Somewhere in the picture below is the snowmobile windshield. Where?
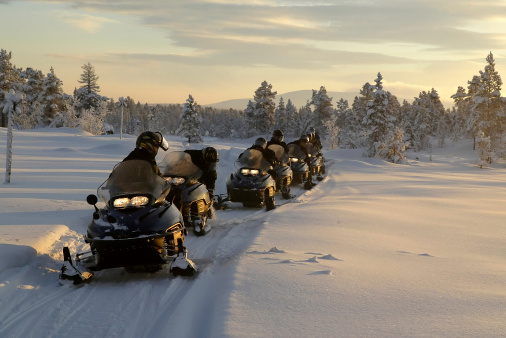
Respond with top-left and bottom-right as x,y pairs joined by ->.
288,144 -> 307,159
158,151 -> 203,181
267,144 -> 289,165
98,160 -> 170,205
235,148 -> 272,172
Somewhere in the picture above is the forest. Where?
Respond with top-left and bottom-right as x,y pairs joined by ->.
1,49 -> 504,165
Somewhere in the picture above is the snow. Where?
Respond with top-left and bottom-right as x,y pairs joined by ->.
1,128 -> 505,337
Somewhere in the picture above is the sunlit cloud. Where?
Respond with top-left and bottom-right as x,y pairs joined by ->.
60,12 -> 117,33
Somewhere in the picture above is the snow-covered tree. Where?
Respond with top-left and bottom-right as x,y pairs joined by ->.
284,99 -> 298,137
363,73 -> 398,156
322,114 -> 340,149
375,127 -> 409,164
177,94 -> 203,143
40,67 -> 68,126
292,102 -> 312,139
469,52 -> 504,149
476,130 -> 493,167
0,50 -> 23,127
78,101 -> 108,135
274,97 -> 287,132
309,86 -> 334,134
75,62 -> 108,111
245,81 -> 277,134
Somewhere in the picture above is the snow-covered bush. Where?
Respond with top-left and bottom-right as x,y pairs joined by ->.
374,127 -> 409,164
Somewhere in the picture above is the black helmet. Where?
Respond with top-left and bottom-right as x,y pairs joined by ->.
272,129 -> 284,142
300,134 -> 309,143
136,131 -> 168,155
202,147 -> 219,162
254,137 -> 267,149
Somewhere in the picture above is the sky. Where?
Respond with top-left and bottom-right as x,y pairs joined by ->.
2,0 -> 506,107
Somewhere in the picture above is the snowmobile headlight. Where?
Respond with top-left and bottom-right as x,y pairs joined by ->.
113,197 -> 130,208
165,177 -> 186,185
130,196 -> 149,206
241,169 -> 259,176
290,157 -> 299,163
113,196 -> 149,208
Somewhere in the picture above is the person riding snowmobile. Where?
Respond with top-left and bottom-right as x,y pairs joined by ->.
267,130 -> 293,198
240,137 -> 279,181
309,127 -> 322,151
183,147 -> 219,200
267,129 -> 289,154
122,131 -> 169,176
288,134 -> 315,188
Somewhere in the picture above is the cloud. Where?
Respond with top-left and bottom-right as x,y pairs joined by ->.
34,0 -> 506,62
59,12 -> 117,33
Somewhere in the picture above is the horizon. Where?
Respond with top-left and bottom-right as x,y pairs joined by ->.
2,1 -> 506,107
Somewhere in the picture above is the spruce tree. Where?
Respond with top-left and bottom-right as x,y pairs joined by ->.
310,86 -> 334,134
177,94 -> 203,143
0,50 -> 22,127
363,73 -> 398,156
245,81 -> 277,134
40,67 -> 67,126
76,62 -> 108,111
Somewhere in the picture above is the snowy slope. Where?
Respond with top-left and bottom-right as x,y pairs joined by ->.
0,128 -> 505,337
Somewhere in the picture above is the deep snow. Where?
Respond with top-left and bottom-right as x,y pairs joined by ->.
0,128 -> 505,337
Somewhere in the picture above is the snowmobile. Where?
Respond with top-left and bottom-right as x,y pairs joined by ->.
267,144 -> 293,199
59,160 -> 197,285
307,143 -> 325,181
159,151 -> 214,236
225,148 -> 276,210
287,143 -> 313,189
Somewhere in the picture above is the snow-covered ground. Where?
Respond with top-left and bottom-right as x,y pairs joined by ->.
0,128 -> 505,337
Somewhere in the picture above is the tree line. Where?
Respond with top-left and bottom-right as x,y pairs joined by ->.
1,49 -> 505,164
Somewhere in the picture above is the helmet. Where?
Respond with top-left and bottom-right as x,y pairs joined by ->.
306,133 -> 313,141
202,147 -> 219,162
254,137 -> 267,149
272,129 -> 284,142
136,131 -> 168,155
299,134 -> 309,143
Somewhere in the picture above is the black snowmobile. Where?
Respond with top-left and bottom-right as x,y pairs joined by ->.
287,143 -> 313,189
307,143 -> 325,181
225,148 -> 276,210
267,143 -> 293,199
159,151 -> 214,236
59,160 -> 197,285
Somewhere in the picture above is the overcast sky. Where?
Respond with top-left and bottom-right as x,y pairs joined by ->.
2,0 -> 506,107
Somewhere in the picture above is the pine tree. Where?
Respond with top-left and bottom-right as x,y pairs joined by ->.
363,73 -> 398,156
285,99 -> 298,137
76,62 -> 108,111
245,81 -> 277,134
0,50 -> 22,127
40,67 -> 68,126
310,86 -> 334,134
469,52 -> 504,148
274,97 -> 287,132
349,83 -> 374,146
411,92 -> 433,151
177,94 -> 203,143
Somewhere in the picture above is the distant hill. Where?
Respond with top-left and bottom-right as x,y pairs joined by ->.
205,90 -> 358,110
